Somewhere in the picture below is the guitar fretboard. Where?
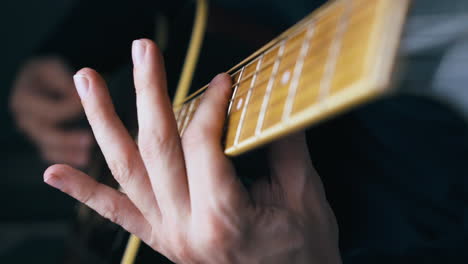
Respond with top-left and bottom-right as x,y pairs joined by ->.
174,0 -> 410,156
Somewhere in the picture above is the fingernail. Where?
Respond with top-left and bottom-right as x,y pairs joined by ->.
73,74 -> 89,98
132,40 -> 146,66
44,174 -> 64,190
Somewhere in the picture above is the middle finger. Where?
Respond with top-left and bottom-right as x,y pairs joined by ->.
132,39 -> 190,218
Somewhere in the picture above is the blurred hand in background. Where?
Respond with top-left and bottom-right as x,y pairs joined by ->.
9,57 -> 93,167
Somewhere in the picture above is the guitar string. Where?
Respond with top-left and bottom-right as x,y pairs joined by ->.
234,54 -> 264,145
175,41 -> 366,124
178,59 -> 373,139
173,0 -> 373,108
228,26 -> 358,105
177,28 -> 372,120
318,0 -> 353,103
282,21 -> 316,122
225,1 -> 355,127
237,56 -> 365,114
176,40 -> 370,129
226,0 -> 408,147
230,0 -> 373,91
175,1 -> 374,114
227,0 -> 370,80
228,3 -> 374,101
174,3 -> 374,114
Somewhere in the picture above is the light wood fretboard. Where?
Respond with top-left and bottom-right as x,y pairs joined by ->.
174,0 -> 410,156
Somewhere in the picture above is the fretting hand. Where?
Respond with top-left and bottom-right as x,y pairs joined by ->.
44,39 -> 341,264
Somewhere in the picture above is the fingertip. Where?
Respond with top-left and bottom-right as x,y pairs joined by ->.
44,164 -> 71,178
205,73 -> 232,102
44,173 -> 64,190
183,73 -> 233,145
75,67 -> 98,77
132,38 -> 169,102
136,38 -> 161,55
132,39 -> 163,66
210,73 -> 232,88
73,67 -> 110,106
74,68 -> 97,99
44,164 -> 70,189
74,67 -> 105,86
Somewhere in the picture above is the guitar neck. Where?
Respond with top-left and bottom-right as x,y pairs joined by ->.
174,0 -> 410,156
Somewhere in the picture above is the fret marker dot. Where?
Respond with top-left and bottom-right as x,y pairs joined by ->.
237,98 -> 244,110
281,71 -> 291,85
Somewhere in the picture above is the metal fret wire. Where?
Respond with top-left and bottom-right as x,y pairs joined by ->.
230,2 -> 372,103
172,0 -> 371,110
255,41 -> 286,136
234,54 -> 264,146
281,23 -> 316,122
181,98 -> 196,135
227,66 -> 245,115
318,0 -> 352,101
176,104 -> 188,132
176,0 -> 376,132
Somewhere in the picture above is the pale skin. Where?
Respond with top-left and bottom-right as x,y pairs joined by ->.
44,39 -> 342,264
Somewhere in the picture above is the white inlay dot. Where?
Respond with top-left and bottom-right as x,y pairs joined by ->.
236,98 -> 244,110
281,71 -> 291,85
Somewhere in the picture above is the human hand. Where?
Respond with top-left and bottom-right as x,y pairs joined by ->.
44,39 -> 341,263
10,57 -> 93,167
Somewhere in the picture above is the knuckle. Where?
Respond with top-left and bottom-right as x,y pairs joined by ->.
139,129 -> 174,158
107,153 -> 136,186
198,215 -> 232,252
182,126 -> 212,150
170,235 -> 193,263
101,196 -> 122,225
80,181 -> 97,206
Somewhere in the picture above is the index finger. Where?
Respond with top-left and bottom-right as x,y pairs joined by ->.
74,67 -> 161,221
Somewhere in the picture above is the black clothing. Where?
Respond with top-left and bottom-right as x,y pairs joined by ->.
2,0 -> 467,263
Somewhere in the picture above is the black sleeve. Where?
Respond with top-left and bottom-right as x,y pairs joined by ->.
343,237 -> 468,264
307,95 -> 468,264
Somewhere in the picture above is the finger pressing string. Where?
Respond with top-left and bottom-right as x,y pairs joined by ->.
183,73 -> 247,213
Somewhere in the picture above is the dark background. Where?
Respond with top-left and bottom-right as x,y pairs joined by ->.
1,0 -> 467,263
1,0 -> 75,148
